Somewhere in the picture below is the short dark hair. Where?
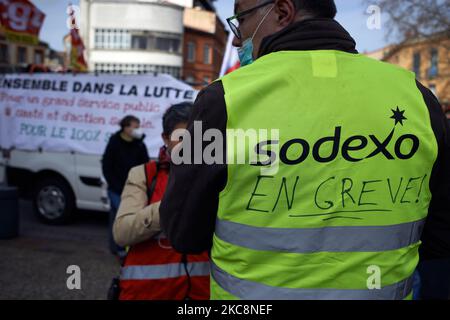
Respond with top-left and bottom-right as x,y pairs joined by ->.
120,115 -> 140,131
162,102 -> 193,135
293,0 -> 337,19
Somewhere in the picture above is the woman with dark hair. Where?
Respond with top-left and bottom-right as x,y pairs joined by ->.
112,102 -> 210,300
102,115 -> 149,256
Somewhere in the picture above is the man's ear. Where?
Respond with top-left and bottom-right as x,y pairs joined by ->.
274,0 -> 297,27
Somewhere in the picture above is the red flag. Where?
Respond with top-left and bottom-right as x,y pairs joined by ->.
68,3 -> 87,72
0,0 -> 45,45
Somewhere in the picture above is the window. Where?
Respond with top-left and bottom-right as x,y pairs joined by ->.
429,48 -> 438,78
203,44 -> 211,64
413,52 -> 421,79
94,29 -> 131,49
0,44 -> 8,63
131,35 -> 147,50
94,29 -> 181,54
120,30 -> 131,49
156,37 -> 180,53
34,49 -> 44,64
95,29 -> 102,48
17,46 -> 27,64
187,42 -> 196,63
147,36 -> 156,50
185,75 -> 195,85
94,63 -> 181,78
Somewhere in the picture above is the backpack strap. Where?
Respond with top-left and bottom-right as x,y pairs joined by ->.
144,161 -> 159,205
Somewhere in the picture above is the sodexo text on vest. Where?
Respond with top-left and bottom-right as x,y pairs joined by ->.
170,112 -> 429,217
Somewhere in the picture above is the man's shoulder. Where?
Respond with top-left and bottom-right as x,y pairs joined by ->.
107,131 -> 122,145
193,80 -> 226,119
127,164 -> 146,186
103,132 -> 121,158
188,80 -> 227,133
197,80 -> 225,101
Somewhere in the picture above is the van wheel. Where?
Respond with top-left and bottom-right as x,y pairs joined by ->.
34,177 -> 75,225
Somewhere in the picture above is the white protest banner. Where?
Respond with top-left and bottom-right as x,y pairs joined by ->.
0,73 -> 197,157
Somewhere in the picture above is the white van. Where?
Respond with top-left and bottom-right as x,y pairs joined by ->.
0,148 -> 109,224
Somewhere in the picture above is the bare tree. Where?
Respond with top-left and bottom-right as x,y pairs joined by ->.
363,0 -> 450,41
362,0 -> 450,112
364,0 -> 450,72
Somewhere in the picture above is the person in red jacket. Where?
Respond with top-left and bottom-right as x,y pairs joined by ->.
113,102 -> 210,300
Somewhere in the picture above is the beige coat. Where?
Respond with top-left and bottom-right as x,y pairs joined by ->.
113,165 -> 161,247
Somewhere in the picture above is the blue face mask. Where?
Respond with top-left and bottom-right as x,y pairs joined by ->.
237,38 -> 254,67
237,6 -> 274,67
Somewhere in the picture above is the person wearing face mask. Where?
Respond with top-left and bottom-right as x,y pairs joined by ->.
102,115 -> 150,256
111,103 -> 210,300
160,0 -> 450,300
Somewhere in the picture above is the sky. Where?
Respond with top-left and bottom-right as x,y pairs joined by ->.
33,0 -> 388,53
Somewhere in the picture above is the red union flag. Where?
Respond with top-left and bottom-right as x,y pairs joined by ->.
68,4 -> 87,72
0,0 -> 45,45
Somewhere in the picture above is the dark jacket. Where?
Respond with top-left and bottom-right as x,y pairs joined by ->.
102,132 -> 150,195
160,19 -> 450,260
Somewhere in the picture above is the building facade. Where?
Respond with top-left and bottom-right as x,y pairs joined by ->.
0,29 -> 52,73
79,0 -> 188,78
367,33 -> 450,116
182,5 -> 228,89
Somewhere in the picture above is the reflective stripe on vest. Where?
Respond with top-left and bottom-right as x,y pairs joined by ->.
211,262 -> 413,300
121,262 -> 210,281
215,218 -> 425,253
119,162 -> 210,300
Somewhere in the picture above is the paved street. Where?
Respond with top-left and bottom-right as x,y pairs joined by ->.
0,200 -> 120,300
